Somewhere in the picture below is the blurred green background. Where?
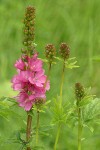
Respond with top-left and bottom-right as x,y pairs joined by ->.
0,0 -> 100,150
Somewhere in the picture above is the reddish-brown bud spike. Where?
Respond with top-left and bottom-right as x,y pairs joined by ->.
34,98 -> 45,109
45,44 -> 56,62
59,42 -> 70,60
75,83 -> 85,104
22,6 -> 35,56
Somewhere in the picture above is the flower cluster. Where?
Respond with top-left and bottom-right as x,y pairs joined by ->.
75,82 -> 85,103
22,6 -> 35,55
45,44 -> 56,63
59,43 -> 70,60
12,53 -> 50,111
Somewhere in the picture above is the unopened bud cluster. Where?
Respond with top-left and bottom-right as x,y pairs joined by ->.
35,98 -> 45,108
59,43 -> 70,60
23,6 -> 35,55
75,83 -> 85,103
45,44 -> 56,62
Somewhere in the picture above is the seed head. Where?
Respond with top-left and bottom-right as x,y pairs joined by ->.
59,43 -> 70,60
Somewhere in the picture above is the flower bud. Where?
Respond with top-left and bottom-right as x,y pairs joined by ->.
45,44 -> 56,62
59,43 -> 70,60
75,83 -> 85,103
35,98 -> 45,109
23,6 -> 35,55
21,48 -> 27,54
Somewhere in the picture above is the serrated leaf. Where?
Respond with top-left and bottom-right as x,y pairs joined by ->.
85,87 -> 92,95
50,98 -> 67,125
79,95 -> 93,107
83,98 -> 100,124
0,96 -> 23,120
0,96 -> 17,106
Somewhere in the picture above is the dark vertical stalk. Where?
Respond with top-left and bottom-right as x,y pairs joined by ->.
26,112 -> 32,150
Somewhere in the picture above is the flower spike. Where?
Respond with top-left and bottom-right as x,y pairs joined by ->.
59,42 -> 70,60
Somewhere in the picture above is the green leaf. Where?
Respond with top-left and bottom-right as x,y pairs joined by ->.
79,95 -> 94,107
68,57 -> 76,60
45,100 -> 51,105
81,138 -> 85,141
53,56 -> 63,61
39,131 -> 51,137
65,60 -> 79,69
0,96 -> 23,120
84,87 -> 94,96
38,58 -> 48,63
0,111 -> 9,120
83,124 -> 94,133
52,61 -> 56,64
33,100 -> 51,113
83,98 -> 100,124
50,98 -> 67,125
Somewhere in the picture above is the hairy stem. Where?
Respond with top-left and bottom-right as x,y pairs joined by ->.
78,108 -> 82,150
54,125 -> 61,150
36,110 -> 40,146
26,112 -> 32,150
60,60 -> 65,106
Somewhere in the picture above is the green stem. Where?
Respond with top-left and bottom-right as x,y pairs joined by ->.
78,108 -> 82,150
60,60 -> 65,106
54,125 -> 61,150
44,63 -> 51,88
36,110 -> 40,146
54,60 -> 65,149
26,112 -> 32,150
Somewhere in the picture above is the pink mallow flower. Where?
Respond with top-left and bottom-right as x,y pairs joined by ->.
15,59 -> 25,70
12,53 -> 50,111
28,53 -> 43,72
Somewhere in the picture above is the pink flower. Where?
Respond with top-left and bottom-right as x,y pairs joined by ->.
29,70 -> 46,87
15,59 -> 25,70
28,56 -> 43,72
12,52 -> 50,111
17,92 -> 33,111
11,71 -> 31,91
17,89 -> 46,111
